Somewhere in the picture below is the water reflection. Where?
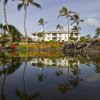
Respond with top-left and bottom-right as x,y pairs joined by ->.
0,51 -> 100,100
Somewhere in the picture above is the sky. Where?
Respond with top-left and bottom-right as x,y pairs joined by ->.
0,0 -> 100,37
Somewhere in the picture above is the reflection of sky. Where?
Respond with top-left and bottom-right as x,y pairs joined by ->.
0,57 -> 100,100
80,64 -> 100,82
0,0 -> 100,37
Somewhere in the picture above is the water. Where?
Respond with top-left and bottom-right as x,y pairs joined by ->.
0,51 -> 100,100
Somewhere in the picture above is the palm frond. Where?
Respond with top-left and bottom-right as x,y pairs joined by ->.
31,2 -> 41,9
5,0 -> 8,5
17,3 -> 24,11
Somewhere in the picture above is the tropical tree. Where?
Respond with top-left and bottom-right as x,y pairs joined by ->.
7,24 -> 23,42
0,0 -> 12,43
56,24 -> 63,31
16,0 -> 41,49
95,27 -> 100,38
71,13 -> 83,26
71,26 -> 81,41
71,13 -> 83,41
58,6 -> 73,40
38,18 -> 47,41
0,23 -> 23,42
56,24 -> 63,41
0,23 -> 8,46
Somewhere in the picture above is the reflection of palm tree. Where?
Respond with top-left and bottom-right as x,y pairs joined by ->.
37,61 -> 44,70
58,83 -> 70,94
57,59 -> 81,94
55,70 -> 63,76
16,60 -> 40,100
38,73 -> 44,82
0,68 -> 9,100
4,57 -> 22,75
69,76 -> 79,87
95,65 -> 100,73
36,59 -> 45,82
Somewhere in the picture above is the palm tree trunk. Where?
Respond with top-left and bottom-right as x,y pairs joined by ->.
24,5 -> 28,50
66,17 -> 70,41
3,0 -> 12,43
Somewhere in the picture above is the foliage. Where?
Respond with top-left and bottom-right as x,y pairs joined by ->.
95,27 -> 100,38
56,24 -> 63,31
80,35 -> 93,42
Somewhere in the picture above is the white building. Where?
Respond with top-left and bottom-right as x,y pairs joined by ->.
30,58 -> 80,68
32,31 -> 80,42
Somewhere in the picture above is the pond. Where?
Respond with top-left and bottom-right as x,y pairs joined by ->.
0,51 -> 100,100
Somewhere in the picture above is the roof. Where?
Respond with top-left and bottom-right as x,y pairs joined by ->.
32,31 -> 68,34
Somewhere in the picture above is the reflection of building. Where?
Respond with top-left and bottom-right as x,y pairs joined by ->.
30,58 -> 80,67
32,31 -> 80,42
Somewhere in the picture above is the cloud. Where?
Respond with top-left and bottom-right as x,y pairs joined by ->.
84,18 -> 99,26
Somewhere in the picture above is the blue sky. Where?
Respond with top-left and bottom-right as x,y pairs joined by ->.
0,0 -> 100,37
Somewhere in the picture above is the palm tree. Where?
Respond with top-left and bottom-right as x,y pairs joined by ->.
56,24 -> 63,41
56,24 -> 63,31
95,27 -> 100,38
71,13 -> 83,26
2,0 -> 12,43
16,0 -> 41,49
71,26 -> 81,41
58,6 -> 73,41
71,13 -> 83,41
0,23 -> 7,47
38,18 -> 47,41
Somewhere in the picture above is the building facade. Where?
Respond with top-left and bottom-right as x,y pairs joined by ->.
32,31 -> 80,42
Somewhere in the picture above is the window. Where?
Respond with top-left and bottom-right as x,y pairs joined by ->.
33,38 -> 36,41
48,37 -> 50,40
33,34 -> 36,36
52,37 -> 57,40
52,33 -> 57,36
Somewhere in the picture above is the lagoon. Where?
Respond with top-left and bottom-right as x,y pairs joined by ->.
0,51 -> 100,100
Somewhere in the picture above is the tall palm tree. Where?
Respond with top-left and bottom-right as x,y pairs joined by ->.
38,18 -> 47,41
58,6 -> 73,41
16,0 -> 41,49
71,13 -> 83,41
71,26 -> 81,41
95,27 -> 100,38
71,13 -> 83,26
56,24 -> 63,41
1,0 -> 12,43
56,24 -> 63,31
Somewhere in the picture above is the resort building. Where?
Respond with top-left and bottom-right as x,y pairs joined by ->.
30,58 -> 80,68
32,31 -> 80,42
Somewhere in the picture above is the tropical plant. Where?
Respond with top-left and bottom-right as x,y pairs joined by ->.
71,13 -> 83,26
15,0 -> 41,49
1,0 -> 12,43
95,27 -> 100,38
56,24 -> 63,41
37,31 -> 45,41
70,26 -> 81,41
71,13 -> 83,41
56,24 -> 63,31
0,23 -> 23,42
0,23 -> 8,46
38,18 -> 47,40
58,6 -> 73,40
